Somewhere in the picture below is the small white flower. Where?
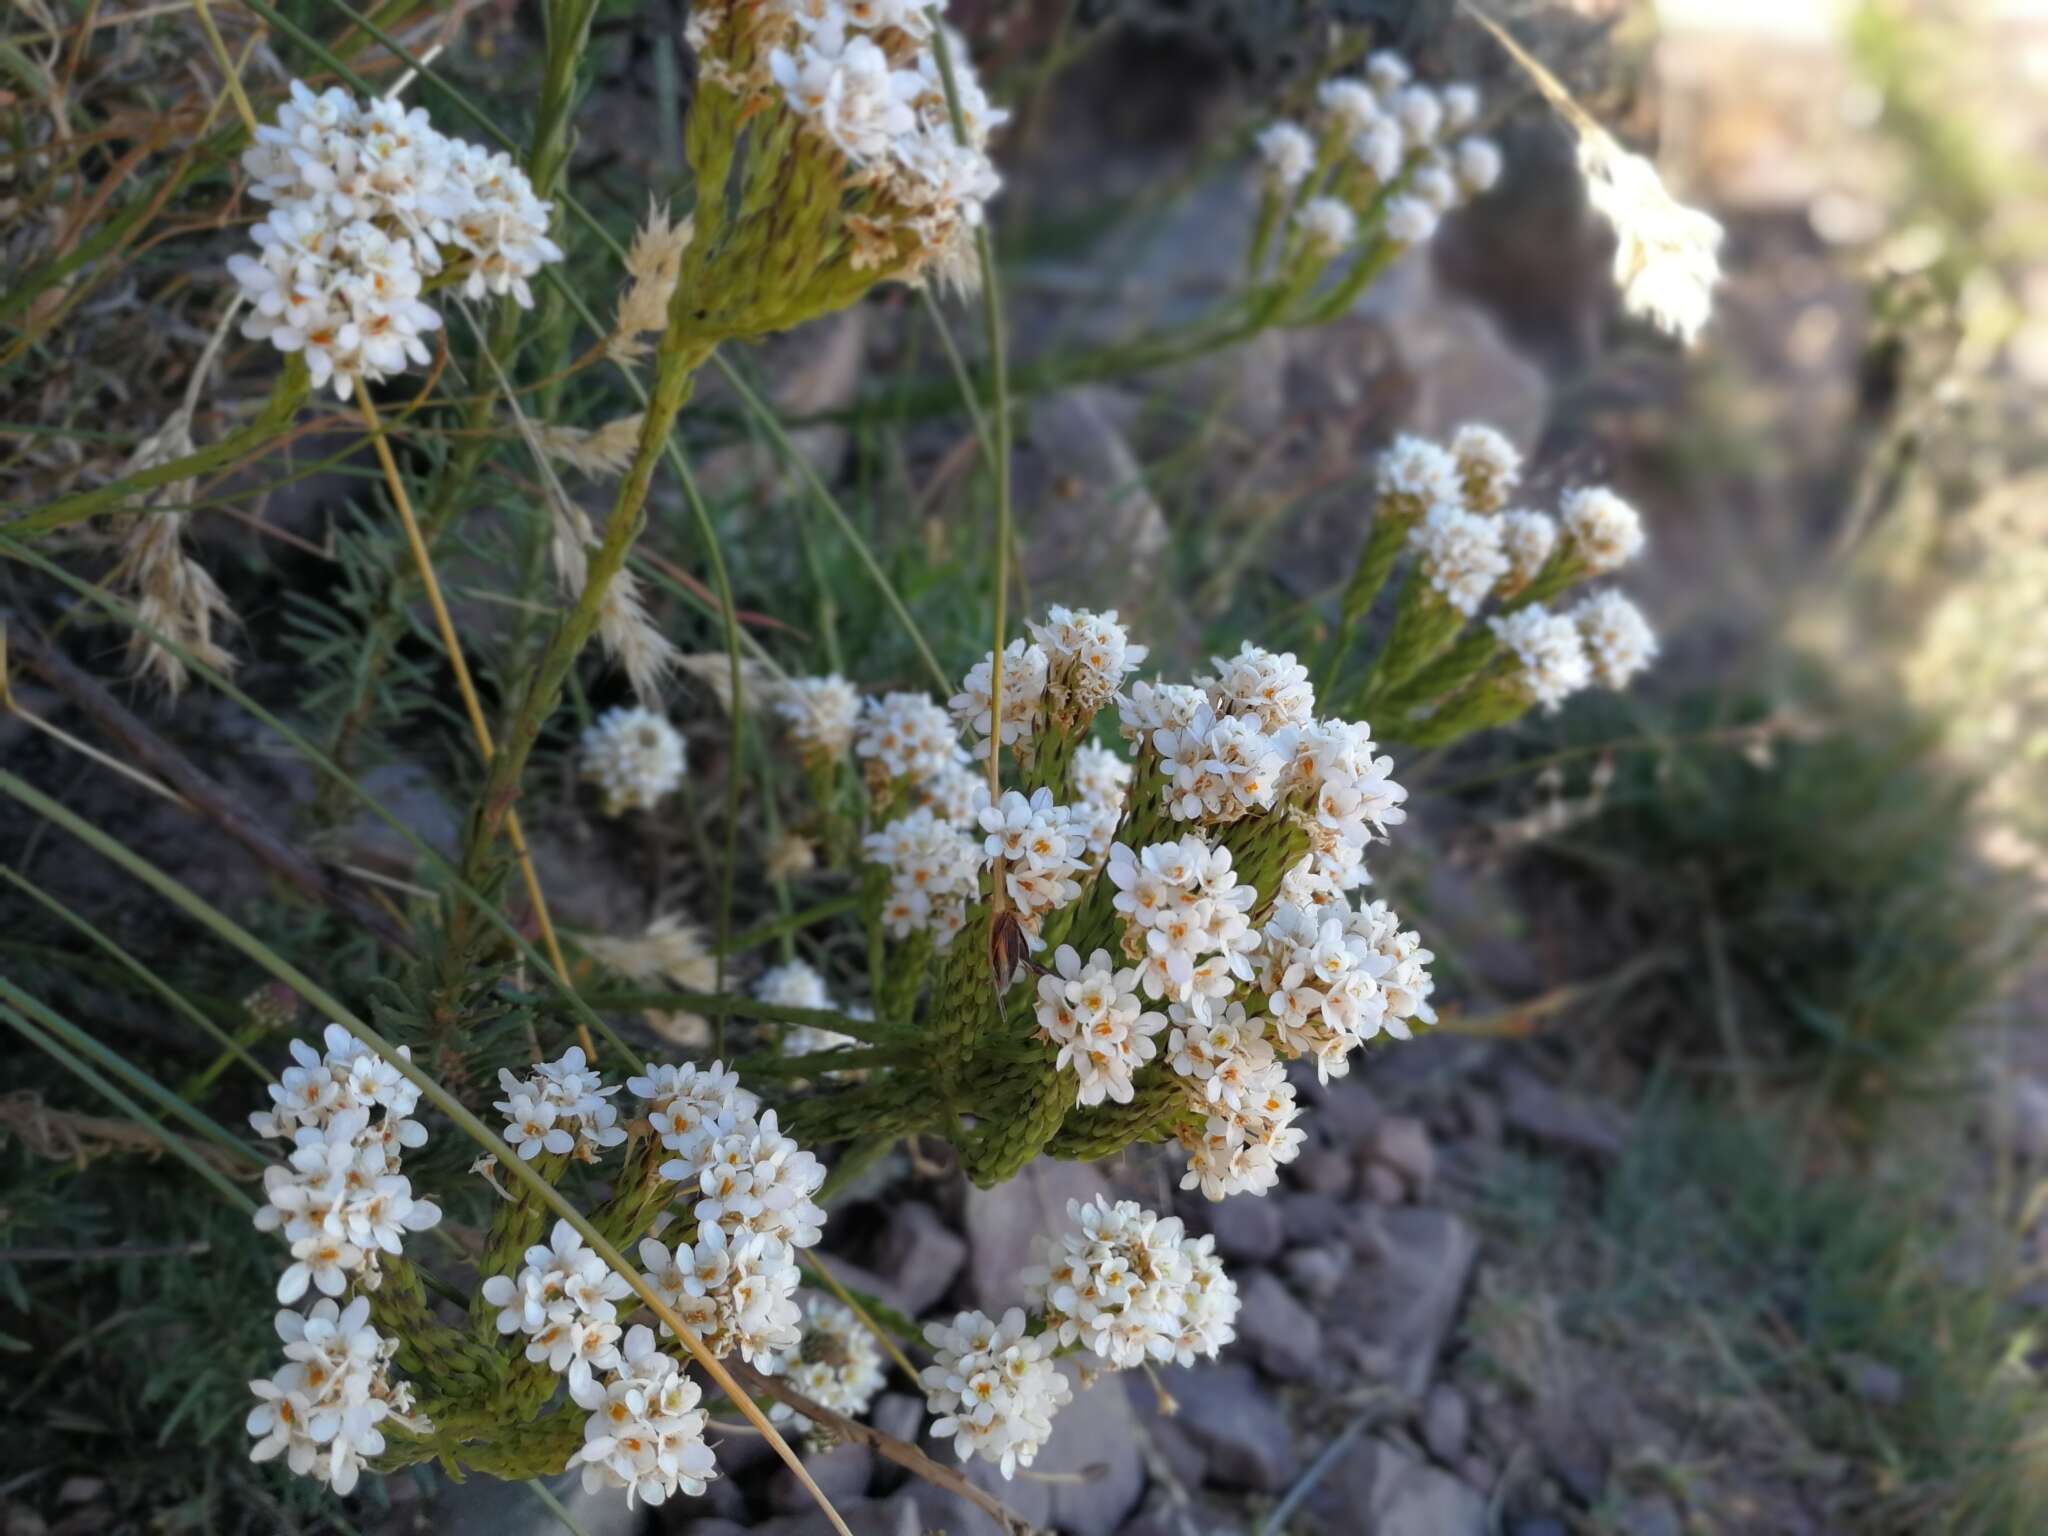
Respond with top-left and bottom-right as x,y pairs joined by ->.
1489,604 -> 1592,711
920,1307 -> 1073,1479
763,1298 -> 887,1425
1365,50 -> 1411,99
579,706 -> 687,816
1498,510 -> 1559,590
1377,435 -> 1462,512
1455,136 -> 1503,196
494,1048 -> 627,1164
1352,117 -> 1405,183
1383,193 -> 1439,246
858,690 -> 966,782
1559,485 -> 1647,574
1409,502 -> 1509,615
1317,78 -> 1381,137
1033,945 -> 1166,1107
1571,590 -> 1659,689
1440,83 -> 1482,133
1389,85 -> 1443,146
1255,121 -> 1316,189
949,639 -> 1049,755
774,674 -> 862,761
1579,131 -> 1723,346
1451,423 -> 1522,512
1294,196 -> 1357,256
1024,1196 -> 1239,1371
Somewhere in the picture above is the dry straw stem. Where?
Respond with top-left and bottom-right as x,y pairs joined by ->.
352,385 -> 590,1051
0,769 -> 863,1536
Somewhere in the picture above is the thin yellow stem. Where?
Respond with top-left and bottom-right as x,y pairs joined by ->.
353,385 -> 592,1059
190,0 -> 257,137
805,1249 -> 920,1384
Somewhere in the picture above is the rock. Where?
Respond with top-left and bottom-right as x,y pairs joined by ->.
1292,1144 -> 1355,1197
1157,1362 -> 1298,1492
1615,1495 -> 1684,1536
1194,1194 -> 1284,1264
1125,1370 -> 1207,1491
1422,1383 -> 1471,1464
1017,387 -> 1171,609
1234,1270 -> 1323,1381
920,1364 -> 1144,1536
1302,1438 -> 1487,1536
342,760 -> 461,877
767,1440 -> 873,1514
1457,1086 -> 1504,1145
695,1471 -> 748,1524
1362,1163 -> 1408,1205
431,1471 -> 647,1536
805,1253 -> 920,1326
962,1159 -> 1102,1311
2011,1077 -> 2048,1162
749,1493 -> 926,1536
1301,1074 -> 1382,1148
697,307 -> 869,499
1328,1208 -> 1479,1396
1509,1521 -> 1570,1536
1499,1067 -> 1628,1160
1369,1116 -> 1436,1200
871,1391 -> 925,1447
872,1200 -> 967,1316
1835,1352 -> 1905,1406
1280,1192 -> 1344,1246
1534,1407 -> 1607,1505
1282,1243 -> 1346,1304
676,1522 -> 750,1536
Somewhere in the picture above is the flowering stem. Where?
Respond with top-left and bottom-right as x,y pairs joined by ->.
0,768 -> 855,1536
354,386 -> 587,1053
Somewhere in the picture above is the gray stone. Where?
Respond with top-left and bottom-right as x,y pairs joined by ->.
1280,1192 -> 1344,1247
431,1470 -> 647,1536
1234,1270 -> 1322,1381
1422,1383 -> 1471,1464
963,1159 -> 1102,1310
1835,1352 -> 1906,1406
1303,1438 -> 1487,1536
767,1440 -> 873,1514
749,1493 -> 926,1536
1362,1163 -> 1408,1205
343,760 -> 460,878
1195,1194 -> 1284,1264
1017,387 -> 1171,609
1370,1115 -> 1436,1200
1329,1207 -> 1479,1396
675,1522 -> 750,1536
1534,1407 -> 1607,1505
1125,1369 -> 1206,1491
1499,1067 -> 1628,1160
1301,1075 -> 1382,1148
872,1199 -> 967,1316
1615,1495 -> 1684,1536
1510,1521 -> 1570,1536
695,1469 -> 748,1524
1282,1243 -> 1346,1304
1291,1144 -> 1355,1197
2012,1077 -> 2048,1162
870,1391 -> 925,1447
1157,1362 -> 1297,1492
1457,1086 -> 1504,1145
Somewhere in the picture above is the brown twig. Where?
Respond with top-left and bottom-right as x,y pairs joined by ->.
6,622 -> 414,954
723,1356 -> 1040,1535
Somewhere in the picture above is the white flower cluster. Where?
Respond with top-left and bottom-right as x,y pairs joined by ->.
580,706 -> 688,816
248,1296 -> 418,1496
1024,1196 -> 1238,1370
774,674 -> 862,762
1177,1042 -> 1308,1201
920,1307 -> 1073,1479
636,1059 -> 826,1364
568,1324 -> 719,1508
950,637 -> 1049,756
1106,835 -> 1257,1011
865,804 -> 981,946
1578,131 -> 1724,346
756,958 -> 857,1055
1498,508 -> 1559,592
483,1219 -> 635,1395
1490,590 -> 1658,711
764,2 -> 1006,282
857,690 -> 965,783
1069,741 -> 1133,861
229,80 -> 563,398
1258,898 -> 1435,1080
1257,49 -> 1503,262
764,1297 -> 887,1428
915,758 -> 991,826
252,1024 -> 441,1303
979,787 -> 1091,929
1030,605 -> 1148,724
496,1047 -> 629,1163
1558,486 -> 1647,574
1033,945 -> 1167,1107
1408,501 -> 1511,615
1377,433 -> 1465,516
